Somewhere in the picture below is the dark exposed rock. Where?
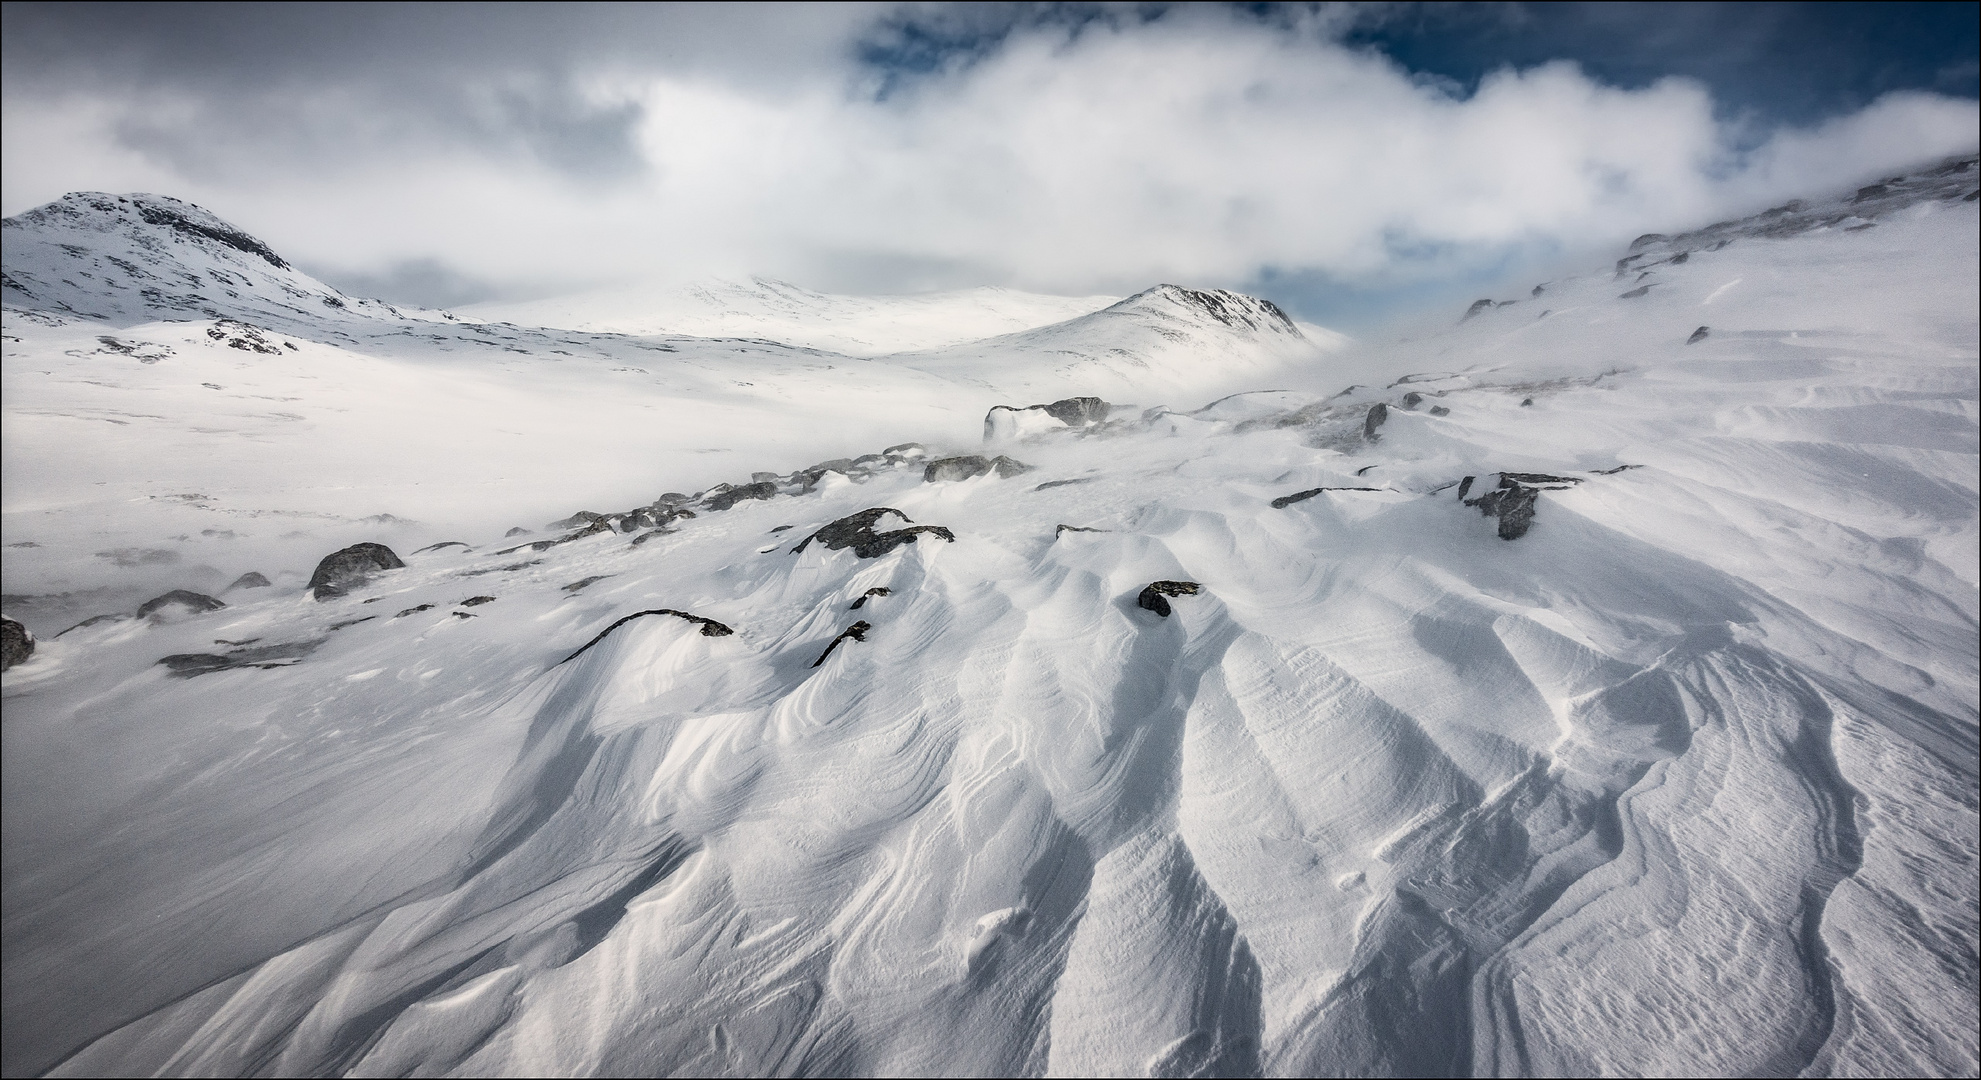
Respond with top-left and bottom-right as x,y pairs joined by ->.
1364,403 -> 1388,440
1853,184 -> 1890,203
1035,478 -> 1095,490
770,525 -> 795,533
395,604 -> 436,618
136,590 -> 226,619
705,481 -> 778,511
55,614 -> 129,638
329,616 -> 376,630
1428,405 -> 1451,416
307,542 -> 406,600
1461,298 -> 1495,321
547,511 -> 610,530
505,527 -> 532,537
1457,476 -> 1477,501
460,595 -> 497,606
1272,486 -> 1384,509
1629,233 -> 1669,250
1044,396 -> 1111,426
1619,284 -> 1656,299
795,508 -> 956,559
1356,465 -> 1379,476
559,609 -> 735,665
2,616 -> 33,670
452,612 -> 475,619
1463,474 -> 1580,540
496,520 -> 612,555
1056,524 -> 1107,536
812,621 -> 872,667
1520,398 -> 1535,407
1137,580 -> 1202,618
1402,392 -> 1424,409
563,576 -> 611,593
413,542 -> 471,554
924,455 -> 1032,482
1592,464 -> 1643,475
158,638 -> 322,678
1531,284 -> 1545,297
226,571 -> 272,590
850,587 -> 892,610
630,528 -> 674,546
135,202 -> 291,269
1687,326 -> 1710,345
1668,251 -> 1690,265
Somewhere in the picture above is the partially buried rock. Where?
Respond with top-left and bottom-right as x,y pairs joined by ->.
226,571 -> 271,591
795,508 -> 955,559
812,621 -> 872,667
136,590 -> 226,620
1137,580 -> 1202,617
1464,473 -> 1581,540
307,542 -> 406,600
849,586 -> 891,610
924,455 -> 1032,483
2,616 -> 33,671
505,527 -> 532,537
558,609 -> 735,665
1363,403 -> 1388,440
704,481 -> 778,512
1687,326 -> 1710,345
1428,405 -> 1450,416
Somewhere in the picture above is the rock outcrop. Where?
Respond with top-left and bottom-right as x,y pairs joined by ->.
1137,580 -> 1202,617
1,616 -> 33,670
794,509 -> 956,559
136,591 -> 226,620
307,543 -> 406,600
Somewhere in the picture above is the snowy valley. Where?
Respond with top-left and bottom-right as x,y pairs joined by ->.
2,156 -> 1977,1078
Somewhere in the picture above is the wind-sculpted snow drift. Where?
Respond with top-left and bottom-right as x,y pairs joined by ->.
2,157 -> 1978,1077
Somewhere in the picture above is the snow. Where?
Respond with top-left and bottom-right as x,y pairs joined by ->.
3,158 -> 1977,1078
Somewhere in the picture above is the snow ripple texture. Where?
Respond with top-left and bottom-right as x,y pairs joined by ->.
3,160 -> 1978,1077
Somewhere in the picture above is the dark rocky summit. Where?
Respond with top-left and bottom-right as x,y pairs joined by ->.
1137,580 -> 1202,617
307,543 -> 406,600
136,590 -> 226,619
812,621 -> 873,667
2,616 -> 33,671
795,509 -> 955,559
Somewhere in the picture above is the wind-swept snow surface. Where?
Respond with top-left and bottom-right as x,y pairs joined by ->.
4,159 -> 1978,1078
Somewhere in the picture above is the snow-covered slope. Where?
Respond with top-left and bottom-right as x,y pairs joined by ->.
2,156 -> 1977,1079
462,277 -> 1123,357
1,199 -> 1330,634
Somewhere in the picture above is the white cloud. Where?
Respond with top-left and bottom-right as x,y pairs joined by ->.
4,6 -> 1975,302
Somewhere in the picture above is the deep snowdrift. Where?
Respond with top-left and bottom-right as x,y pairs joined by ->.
3,157 -> 1977,1078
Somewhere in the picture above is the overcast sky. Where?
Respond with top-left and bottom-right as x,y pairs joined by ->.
3,2 -> 1976,325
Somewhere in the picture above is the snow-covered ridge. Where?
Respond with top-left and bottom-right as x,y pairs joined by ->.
2,156 -> 1977,1077
461,277 -> 1126,357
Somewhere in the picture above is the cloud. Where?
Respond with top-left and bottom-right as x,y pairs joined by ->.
3,4 -> 1975,312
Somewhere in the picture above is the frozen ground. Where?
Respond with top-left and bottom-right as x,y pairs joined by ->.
2,157 -> 1977,1078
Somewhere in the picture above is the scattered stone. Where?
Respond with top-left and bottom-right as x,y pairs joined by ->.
850,587 -> 892,610
395,604 -> 436,618
1364,403 -> 1388,440
2,616 -> 33,670
1402,392 -> 1423,409
1687,326 -> 1710,345
770,525 -> 795,533
413,542 -> 471,554
452,612 -> 476,619
1520,398 -> 1534,407
226,571 -> 272,590
307,542 -> 406,600
1531,284 -> 1545,296
812,621 -> 873,667
136,590 -> 226,620
563,576 -> 612,593
795,508 -> 956,559
1428,405 -> 1451,416
559,609 -> 736,665
460,596 -> 497,606
1137,581 -> 1202,618
1044,396 -> 1111,426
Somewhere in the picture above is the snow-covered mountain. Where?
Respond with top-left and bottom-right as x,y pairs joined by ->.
1,196 -> 1333,635
3,155 -> 1977,1079
461,277 -> 1126,357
